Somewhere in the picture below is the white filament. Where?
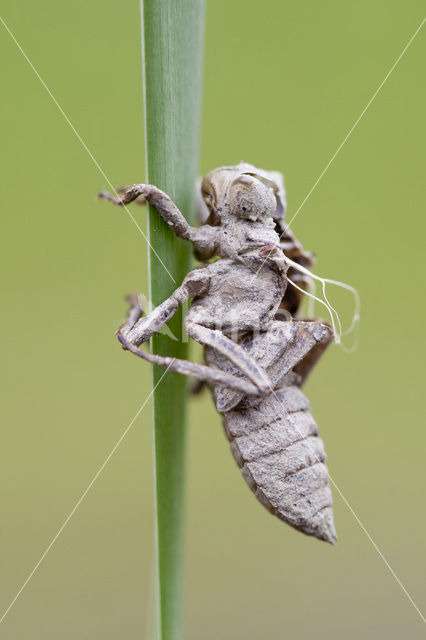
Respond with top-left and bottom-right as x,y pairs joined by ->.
306,275 -> 316,319
285,256 -> 360,350
287,277 -> 340,343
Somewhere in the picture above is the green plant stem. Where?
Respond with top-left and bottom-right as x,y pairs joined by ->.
141,2 -> 205,639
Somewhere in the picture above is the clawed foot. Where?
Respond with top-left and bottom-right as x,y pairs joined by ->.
98,185 -> 147,206
116,293 -> 146,349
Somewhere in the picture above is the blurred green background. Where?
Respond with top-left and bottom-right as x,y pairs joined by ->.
1,1 -> 425,638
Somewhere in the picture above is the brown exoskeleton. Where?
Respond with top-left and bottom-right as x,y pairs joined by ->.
100,163 -> 336,544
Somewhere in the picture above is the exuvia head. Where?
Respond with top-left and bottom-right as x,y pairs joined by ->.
228,173 -> 276,221
199,162 -> 287,226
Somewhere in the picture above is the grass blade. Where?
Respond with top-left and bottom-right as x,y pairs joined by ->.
141,2 -> 205,638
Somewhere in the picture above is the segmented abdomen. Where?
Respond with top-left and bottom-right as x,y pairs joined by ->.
222,385 -> 336,544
